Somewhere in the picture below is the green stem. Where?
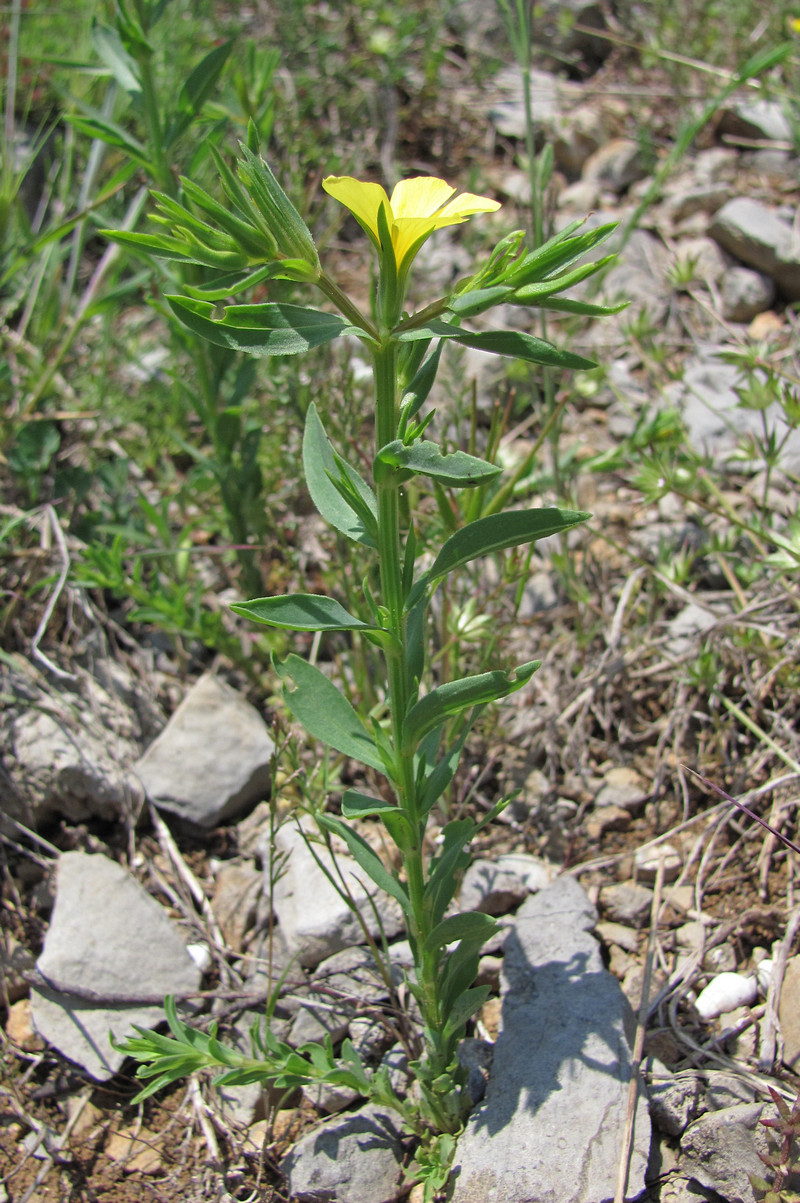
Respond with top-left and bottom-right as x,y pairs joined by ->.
371,340 -> 458,1133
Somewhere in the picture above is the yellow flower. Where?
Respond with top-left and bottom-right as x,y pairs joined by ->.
322,174 -> 500,273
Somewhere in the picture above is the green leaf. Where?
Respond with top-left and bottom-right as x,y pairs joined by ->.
232,593 -> 379,633
425,819 -> 475,926
424,911 -> 499,954
418,723 -> 473,817
302,403 -> 377,546
65,112 -> 150,168
448,285 -> 511,317
442,985 -> 491,1041
397,319 -> 594,369
429,507 -> 590,582
450,328 -> 595,370
540,297 -> 628,317
166,40 -> 233,147
91,22 -> 141,93
273,654 -> 384,772
341,790 -> 416,846
375,440 -> 502,488
400,340 -> 444,423
165,297 -> 347,356
402,661 -> 540,751
317,812 -> 411,915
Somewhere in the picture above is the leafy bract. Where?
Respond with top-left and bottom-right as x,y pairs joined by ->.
317,812 -> 411,916
396,319 -> 594,369
375,440 -> 502,488
166,297 -> 348,356
273,655 -> 385,772
428,507 -> 590,582
303,403 -> 378,546
232,594 -> 381,633
402,661 -> 540,751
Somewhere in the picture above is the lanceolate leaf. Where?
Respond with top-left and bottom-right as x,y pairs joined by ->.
397,319 -> 594,369
375,440 -> 502,488
424,911 -> 498,954
232,593 -> 381,633
341,790 -> 416,844
449,328 -> 595,370
425,819 -> 475,926
303,403 -> 378,546
166,40 -> 233,147
317,812 -> 411,915
402,661 -> 540,751
428,507 -> 590,582
166,297 -> 348,356
273,655 -> 385,772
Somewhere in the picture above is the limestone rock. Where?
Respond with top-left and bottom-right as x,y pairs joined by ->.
779,954 -> 800,1071
600,881 -> 654,927
135,673 -> 274,826
273,822 -> 404,968
710,198 -> 800,299
582,138 -> 648,193
30,852 -> 200,1080
449,877 -> 650,1202
679,1103 -> 772,1203
720,266 -> 775,322
717,99 -> 794,145
280,1102 -> 406,1203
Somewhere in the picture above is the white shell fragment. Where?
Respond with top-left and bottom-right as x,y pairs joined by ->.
695,972 -> 757,1020
186,943 -> 213,974
756,958 -> 774,995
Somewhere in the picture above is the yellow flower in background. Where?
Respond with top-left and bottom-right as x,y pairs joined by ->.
791,15 -> 800,32
322,175 -> 500,273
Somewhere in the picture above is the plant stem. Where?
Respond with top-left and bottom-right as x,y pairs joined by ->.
372,338 -> 458,1134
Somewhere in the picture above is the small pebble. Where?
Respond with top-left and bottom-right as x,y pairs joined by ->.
186,943 -> 213,973
634,843 -> 682,883
756,958 -> 773,994
695,972 -> 757,1020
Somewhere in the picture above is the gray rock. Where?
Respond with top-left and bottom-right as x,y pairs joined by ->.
491,854 -> 553,894
280,1102 -> 406,1203
552,105 -> 603,176
646,1061 -> 703,1137
600,881 -> 654,927
135,673 -> 274,826
720,266 -> 775,322
273,822 -> 405,968
459,860 -> 527,916
30,852 -> 200,1081
582,138 -> 648,193
710,198 -> 800,299
487,67 -> 559,141
660,1177 -> 726,1202
289,945 -> 393,1047
718,99 -> 793,145
679,1103 -> 770,1203
449,878 -> 650,1202
5,692 -> 144,826
667,347 -> 800,471
595,767 -> 649,812
779,954 -> 800,1071
666,602 -> 721,659
458,1038 -> 494,1107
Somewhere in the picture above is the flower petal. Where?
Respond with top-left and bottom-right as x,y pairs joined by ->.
437,192 -> 501,221
390,177 -> 456,219
322,176 -> 389,243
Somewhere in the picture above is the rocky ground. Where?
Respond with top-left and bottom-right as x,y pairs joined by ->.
2,4 -> 800,1201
